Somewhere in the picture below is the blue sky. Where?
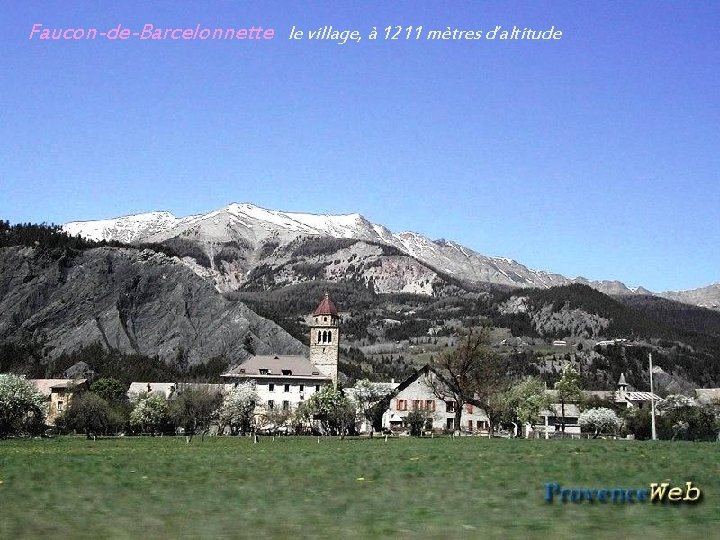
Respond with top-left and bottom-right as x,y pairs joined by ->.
2,1 -> 718,292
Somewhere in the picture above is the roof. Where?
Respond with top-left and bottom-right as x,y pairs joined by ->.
29,379 -> 88,397
695,388 -> 720,405
221,355 -> 331,381
312,293 -> 338,316
584,390 -> 615,400
127,382 -> 178,399
620,391 -> 660,402
173,383 -> 227,395
542,403 -> 582,418
127,382 -> 228,400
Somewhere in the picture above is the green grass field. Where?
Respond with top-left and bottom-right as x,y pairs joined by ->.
0,436 -> 718,539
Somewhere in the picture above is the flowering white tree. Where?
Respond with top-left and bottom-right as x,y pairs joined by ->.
578,407 -> 621,438
657,394 -> 695,413
217,382 -> 258,435
349,379 -> 394,435
0,374 -> 46,437
130,394 -> 169,434
298,385 -> 355,437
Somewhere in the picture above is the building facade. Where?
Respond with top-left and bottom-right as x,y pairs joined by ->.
221,293 -> 340,417
29,379 -> 89,425
383,365 -> 490,434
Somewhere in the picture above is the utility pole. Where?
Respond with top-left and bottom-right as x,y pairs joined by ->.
649,352 -> 657,441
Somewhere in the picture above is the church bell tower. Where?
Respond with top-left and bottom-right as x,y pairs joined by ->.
309,293 -> 340,387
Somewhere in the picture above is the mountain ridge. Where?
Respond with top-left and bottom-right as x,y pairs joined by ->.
63,203 -> 717,309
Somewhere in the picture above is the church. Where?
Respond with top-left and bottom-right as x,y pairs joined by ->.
221,293 -> 340,413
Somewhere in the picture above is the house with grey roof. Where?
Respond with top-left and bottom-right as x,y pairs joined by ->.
127,382 -> 227,401
535,373 -> 661,438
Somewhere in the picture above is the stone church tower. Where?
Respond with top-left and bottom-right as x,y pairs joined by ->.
309,293 -> 340,387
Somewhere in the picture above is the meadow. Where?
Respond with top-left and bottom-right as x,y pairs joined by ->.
0,436 -> 718,539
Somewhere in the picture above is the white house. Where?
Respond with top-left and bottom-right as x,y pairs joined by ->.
382,365 -> 489,434
221,355 -> 330,413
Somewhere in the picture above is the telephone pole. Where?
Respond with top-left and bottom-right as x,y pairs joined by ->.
649,352 -> 657,441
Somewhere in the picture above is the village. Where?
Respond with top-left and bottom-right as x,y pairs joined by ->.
8,293 -> 719,442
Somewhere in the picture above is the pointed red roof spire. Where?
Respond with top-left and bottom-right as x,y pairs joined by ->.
313,292 -> 338,316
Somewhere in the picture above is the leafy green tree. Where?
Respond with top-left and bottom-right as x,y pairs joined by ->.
217,382 -> 258,435
58,392 -> 123,438
656,395 -> 719,441
130,394 -> 169,435
624,407 -> 652,439
169,388 -> 222,442
0,374 -> 46,437
554,364 -> 583,433
90,378 -> 127,404
405,410 -> 433,437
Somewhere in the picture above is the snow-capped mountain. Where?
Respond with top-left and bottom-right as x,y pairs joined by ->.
63,211 -> 182,244
64,203 -> 578,289
62,203 -> 703,304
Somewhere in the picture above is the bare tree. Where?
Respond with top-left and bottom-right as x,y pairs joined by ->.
430,327 -> 507,434
169,388 -> 222,442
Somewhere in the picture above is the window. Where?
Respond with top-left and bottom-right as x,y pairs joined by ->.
413,400 -> 422,410
396,399 -> 407,411
446,401 -> 456,413
328,331 -> 332,342
57,400 -> 64,412
267,400 -> 275,410
284,384 -> 290,392
315,385 -> 320,392
282,369 -> 292,376
282,400 -> 289,411
425,400 -> 435,412
259,369 -> 269,375
468,420 -> 474,430
268,383 -> 275,392
317,331 -> 321,343
299,384 -> 304,392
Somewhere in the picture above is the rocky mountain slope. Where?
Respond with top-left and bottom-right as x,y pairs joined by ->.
0,245 -> 305,365
659,283 -> 720,311
65,203 -> 685,302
